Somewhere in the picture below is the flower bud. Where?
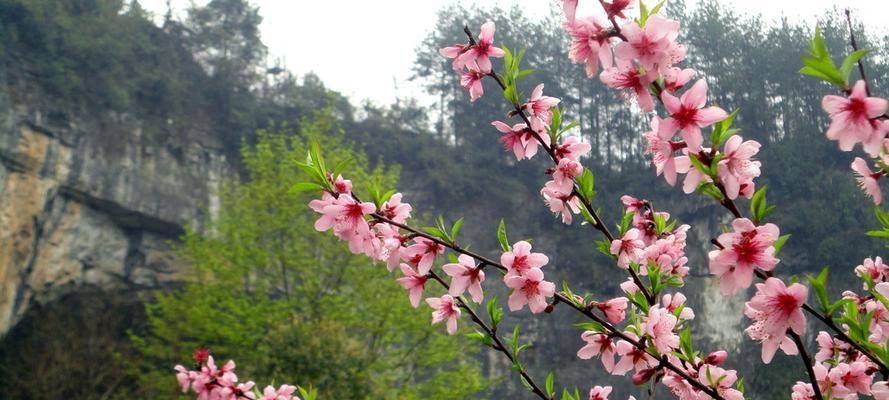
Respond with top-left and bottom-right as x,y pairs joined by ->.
705,350 -> 728,365
632,368 -> 656,385
192,348 -> 210,364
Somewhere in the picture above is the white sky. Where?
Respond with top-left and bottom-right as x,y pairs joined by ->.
140,0 -> 889,105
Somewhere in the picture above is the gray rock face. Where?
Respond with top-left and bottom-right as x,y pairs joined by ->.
0,90 -> 233,336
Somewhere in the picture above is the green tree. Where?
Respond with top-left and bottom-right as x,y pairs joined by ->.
129,111 -> 487,399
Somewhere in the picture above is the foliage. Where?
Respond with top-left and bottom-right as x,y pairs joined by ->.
129,112 -> 487,399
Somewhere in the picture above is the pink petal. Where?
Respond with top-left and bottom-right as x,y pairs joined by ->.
696,107 -> 728,127
682,79 -> 709,109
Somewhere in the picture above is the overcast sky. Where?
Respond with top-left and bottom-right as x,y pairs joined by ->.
140,0 -> 889,105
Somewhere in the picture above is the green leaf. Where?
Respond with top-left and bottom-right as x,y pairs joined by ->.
840,49 -> 870,83
332,157 -> 353,178
487,296 -> 504,327
546,372 -> 555,396
773,234 -> 791,255
497,219 -> 511,252
289,182 -> 324,195
450,217 -> 464,243
516,69 -> 535,80
575,321 -> 605,332
577,169 -> 596,200
697,182 -> 725,201
688,154 -> 711,177
421,227 -> 450,243
806,267 -> 830,313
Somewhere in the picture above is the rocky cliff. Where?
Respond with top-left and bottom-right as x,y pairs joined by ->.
0,88 -> 233,336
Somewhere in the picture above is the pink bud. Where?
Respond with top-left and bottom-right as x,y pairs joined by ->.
632,368 -> 656,385
705,350 -> 728,365
193,348 -> 210,364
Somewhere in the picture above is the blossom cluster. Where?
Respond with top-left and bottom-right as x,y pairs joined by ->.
308,169 -> 562,336
823,80 -> 889,205
610,195 -> 691,283
437,16 -> 742,398
562,1 -> 765,203
174,350 -> 300,400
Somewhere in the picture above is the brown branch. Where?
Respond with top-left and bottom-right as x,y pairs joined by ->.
789,331 -> 825,400
427,271 -> 551,399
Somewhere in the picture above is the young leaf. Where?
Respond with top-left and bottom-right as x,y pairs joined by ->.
289,182 -> 324,195
497,219 -> 511,252
840,49 -> 870,83
773,234 -> 791,255
546,372 -> 555,396
451,217 -> 464,243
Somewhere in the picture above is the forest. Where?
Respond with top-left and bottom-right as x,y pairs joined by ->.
0,0 -> 887,398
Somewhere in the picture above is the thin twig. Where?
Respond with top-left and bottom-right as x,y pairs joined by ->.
789,331 -> 825,400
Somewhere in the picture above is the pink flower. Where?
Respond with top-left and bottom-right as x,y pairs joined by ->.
873,381 -> 889,400
374,223 -> 405,271
705,350 -> 728,365
662,293 -> 695,321
600,59 -> 656,112
332,174 -> 352,194
643,116 -> 685,185
791,382 -> 816,400
261,384 -> 298,400
815,331 -> 846,362
829,361 -> 873,395
588,386 -> 612,400
699,365 -> 744,400
562,0 -> 578,22
442,254 -> 485,303
676,153 -> 712,194
620,278 -> 640,295
621,195 -> 645,214
614,15 -> 681,72
401,237 -> 445,275
492,121 -> 550,160
602,0 -> 632,19
312,194 -> 378,256
642,305 -> 680,354
744,278 -> 808,363
717,136 -> 762,200
663,67 -> 695,93
598,297 -> 629,324
457,21 -> 505,73
541,180 -> 581,224
396,263 -> 428,308
577,331 -> 616,372
554,136 -> 592,161
439,44 -> 468,70
709,218 -> 780,295
612,333 -> 655,375
553,158 -> 584,191
460,65 -> 485,102
174,365 -> 193,393
610,228 -> 645,268
822,80 -> 889,155
523,84 -> 561,132
426,294 -> 462,335
659,79 -> 728,152
505,267 -> 555,313
852,157 -> 883,205
566,16 -> 613,78
380,193 -> 412,223
501,240 -> 549,277
855,256 -> 886,289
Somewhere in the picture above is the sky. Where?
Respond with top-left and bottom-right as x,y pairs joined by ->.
141,0 -> 889,105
